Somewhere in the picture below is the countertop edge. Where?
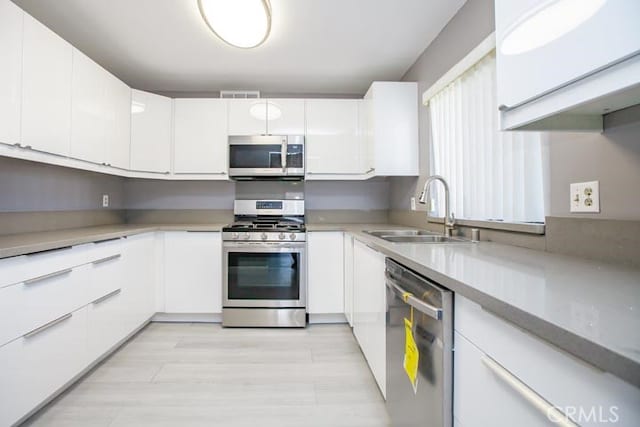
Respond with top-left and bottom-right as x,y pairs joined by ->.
348,230 -> 640,389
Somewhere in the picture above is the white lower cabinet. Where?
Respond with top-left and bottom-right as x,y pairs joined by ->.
87,287 -> 125,362
163,231 -> 222,314
307,232 -> 344,315
0,306 -> 88,427
454,295 -> 640,427
121,233 -> 156,331
352,238 -> 386,397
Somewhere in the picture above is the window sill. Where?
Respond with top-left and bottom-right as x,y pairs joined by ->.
426,216 -> 545,235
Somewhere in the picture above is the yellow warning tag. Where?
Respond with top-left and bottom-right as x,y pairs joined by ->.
403,317 -> 419,393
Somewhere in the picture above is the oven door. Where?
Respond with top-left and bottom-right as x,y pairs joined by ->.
223,242 -> 306,308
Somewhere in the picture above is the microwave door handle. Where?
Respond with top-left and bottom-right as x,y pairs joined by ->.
281,138 -> 287,173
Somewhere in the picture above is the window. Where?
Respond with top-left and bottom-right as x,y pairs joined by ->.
427,51 -> 547,223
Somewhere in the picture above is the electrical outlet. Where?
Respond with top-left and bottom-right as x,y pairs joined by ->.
410,197 -> 416,211
570,181 -> 599,213
102,194 -> 109,208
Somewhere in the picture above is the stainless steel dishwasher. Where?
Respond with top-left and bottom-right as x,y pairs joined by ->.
385,258 -> 453,427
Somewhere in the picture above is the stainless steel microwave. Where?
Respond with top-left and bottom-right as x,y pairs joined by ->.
228,135 -> 304,179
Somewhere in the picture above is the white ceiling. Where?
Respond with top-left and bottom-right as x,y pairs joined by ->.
13,0 -> 466,96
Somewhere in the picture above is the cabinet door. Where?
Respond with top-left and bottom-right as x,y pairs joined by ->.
0,306 -> 88,427
266,99 -> 305,134
104,74 -> 131,169
173,98 -> 228,174
21,14 -> 72,155
353,239 -> 387,396
366,82 -> 418,176
121,233 -> 156,333
87,286 -> 125,361
454,331 -> 556,427
164,232 -> 222,313
70,49 -> 106,164
130,89 -> 172,173
343,233 -> 354,327
307,232 -> 344,314
496,0 -> 640,110
0,0 -> 23,146
228,99 -> 267,135
305,99 -> 365,175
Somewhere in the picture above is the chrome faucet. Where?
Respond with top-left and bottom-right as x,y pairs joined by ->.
418,175 -> 456,237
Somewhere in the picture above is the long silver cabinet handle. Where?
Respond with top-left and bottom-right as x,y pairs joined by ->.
92,254 -> 121,265
481,356 -> 580,427
23,268 -> 72,286
385,272 -> 443,321
92,288 -> 122,305
23,313 -> 73,339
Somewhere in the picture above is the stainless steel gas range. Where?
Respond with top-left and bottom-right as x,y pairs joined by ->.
222,199 -> 306,328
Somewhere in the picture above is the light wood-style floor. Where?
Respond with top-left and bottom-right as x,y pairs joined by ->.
25,323 -> 390,427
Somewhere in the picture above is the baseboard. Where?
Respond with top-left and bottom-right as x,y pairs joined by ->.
152,312 -> 222,323
308,313 -> 347,324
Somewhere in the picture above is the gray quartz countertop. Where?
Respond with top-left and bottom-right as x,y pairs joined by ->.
1,222 -> 638,387
338,226 -> 640,389
0,224 -> 227,259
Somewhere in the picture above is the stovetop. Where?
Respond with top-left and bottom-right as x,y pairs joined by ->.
222,221 -> 306,233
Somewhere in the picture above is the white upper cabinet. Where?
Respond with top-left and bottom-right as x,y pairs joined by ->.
365,82 -> 418,176
0,0 -> 23,146
104,74 -> 131,170
130,89 -> 172,173
71,50 -> 131,167
496,0 -> 640,131
228,98 -> 305,135
70,50 -> 107,164
21,13 -> 73,156
305,99 -> 367,177
173,98 -> 228,175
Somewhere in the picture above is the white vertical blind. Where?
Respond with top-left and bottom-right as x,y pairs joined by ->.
428,51 -> 546,223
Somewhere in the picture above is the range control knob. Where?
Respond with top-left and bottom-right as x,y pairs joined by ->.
243,233 -> 251,240
232,232 -> 239,240
261,233 -> 268,241
278,233 -> 286,240
289,233 -> 297,241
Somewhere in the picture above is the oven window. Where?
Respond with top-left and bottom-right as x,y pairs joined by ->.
228,252 -> 300,300
229,145 -> 283,169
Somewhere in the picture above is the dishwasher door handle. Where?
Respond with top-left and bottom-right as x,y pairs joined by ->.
385,272 -> 443,321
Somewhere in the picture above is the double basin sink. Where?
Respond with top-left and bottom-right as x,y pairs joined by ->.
363,229 -> 471,244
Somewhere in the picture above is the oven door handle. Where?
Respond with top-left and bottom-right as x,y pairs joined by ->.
281,137 -> 288,172
224,242 -> 305,250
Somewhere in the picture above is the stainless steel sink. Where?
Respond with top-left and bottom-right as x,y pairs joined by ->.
364,230 -> 437,238
363,229 -> 471,244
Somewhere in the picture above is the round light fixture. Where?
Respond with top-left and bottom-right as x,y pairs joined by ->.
500,0 -> 607,55
198,0 -> 272,49
249,101 -> 282,121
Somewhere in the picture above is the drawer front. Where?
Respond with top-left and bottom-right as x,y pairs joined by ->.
0,266 -> 87,346
88,288 -> 125,361
454,331 -> 559,427
81,237 -> 123,264
0,306 -> 88,427
1,245 -> 86,290
455,296 -> 640,426
0,255 -> 28,289
87,251 -> 124,303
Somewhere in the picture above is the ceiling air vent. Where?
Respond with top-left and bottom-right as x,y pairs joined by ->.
220,90 -> 260,99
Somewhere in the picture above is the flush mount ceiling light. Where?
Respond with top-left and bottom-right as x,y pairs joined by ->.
249,102 -> 282,121
198,0 -> 272,49
501,0 -> 607,55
